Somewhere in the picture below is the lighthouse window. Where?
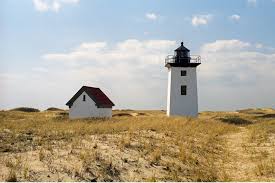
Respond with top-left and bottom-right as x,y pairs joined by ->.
181,85 -> 187,95
83,95 -> 86,101
181,70 -> 187,76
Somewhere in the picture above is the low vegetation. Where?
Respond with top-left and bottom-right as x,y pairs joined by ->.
0,108 -> 274,181
45,107 -> 64,111
9,107 -> 40,113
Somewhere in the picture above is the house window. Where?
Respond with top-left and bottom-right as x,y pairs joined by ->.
181,85 -> 187,95
181,70 -> 187,76
83,95 -> 86,101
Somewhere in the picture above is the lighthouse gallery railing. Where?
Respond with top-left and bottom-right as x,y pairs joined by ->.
165,55 -> 201,65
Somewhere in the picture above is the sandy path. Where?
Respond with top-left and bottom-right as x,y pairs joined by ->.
224,127 -> 257,181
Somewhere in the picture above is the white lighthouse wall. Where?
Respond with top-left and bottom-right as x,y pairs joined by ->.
167,69 -> 172,115
69,91 -> 112,119
167,67 -> 198,117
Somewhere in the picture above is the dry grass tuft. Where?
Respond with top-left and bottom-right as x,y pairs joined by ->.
6,169 -> 17,182
255,159 -> 275,177
149,148 -> 162,165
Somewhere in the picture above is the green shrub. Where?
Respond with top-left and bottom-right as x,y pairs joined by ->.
45,107 -> 64,111
10,107 -> 40,112
219,116 -> 252,125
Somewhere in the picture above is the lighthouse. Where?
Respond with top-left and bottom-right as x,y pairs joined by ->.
165,42 -> 201,117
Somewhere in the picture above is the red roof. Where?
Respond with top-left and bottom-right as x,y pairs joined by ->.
66,86 -> 115,108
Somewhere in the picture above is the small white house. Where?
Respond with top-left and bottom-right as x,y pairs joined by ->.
66,86 -> 115,119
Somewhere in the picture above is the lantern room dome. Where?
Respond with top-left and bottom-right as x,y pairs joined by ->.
174,42 -> 190,52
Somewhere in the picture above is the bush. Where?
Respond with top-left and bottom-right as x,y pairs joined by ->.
46,107 -> 64,111
219,116 -> 252,125
10,107 -> 40,112
259,114 -> 275,118
113,113 -> 132,117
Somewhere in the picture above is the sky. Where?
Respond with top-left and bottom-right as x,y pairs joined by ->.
1,0 -> 275,111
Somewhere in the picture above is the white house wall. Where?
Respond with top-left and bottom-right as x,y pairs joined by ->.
69,91 -> 112,119
167,67 -> 198,117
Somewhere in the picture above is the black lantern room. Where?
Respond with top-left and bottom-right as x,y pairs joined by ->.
174,42 -> 191,63
165,42 -> 201,68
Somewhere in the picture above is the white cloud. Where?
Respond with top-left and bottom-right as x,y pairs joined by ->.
191,14 -> 212,26
247,0 -> 257,6
145,13 -> 158,20
199,39 -> 275,110
144,31 -> 149,35
1,39 -> 275,111
32,67 -> 48,73
32,0 -> 79,12
52,1 -> 61,12
255,43 -> 263,48
43,39 -> 176,65
201,39 -> 250,52
33,0 -> 49,12
229,14 -> 241,21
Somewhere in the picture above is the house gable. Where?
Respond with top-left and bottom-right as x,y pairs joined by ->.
73,91 -> 97,108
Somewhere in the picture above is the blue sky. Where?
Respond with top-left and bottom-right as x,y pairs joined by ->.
1,0 -> 275,111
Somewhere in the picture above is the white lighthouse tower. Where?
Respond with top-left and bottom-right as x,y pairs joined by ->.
165,42 -> 201,117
